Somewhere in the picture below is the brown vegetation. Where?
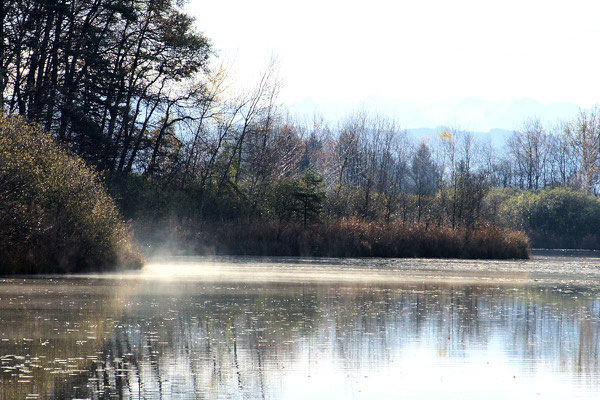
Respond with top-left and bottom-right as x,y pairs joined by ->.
2,0 -> 599,260
142,219 -> 529,260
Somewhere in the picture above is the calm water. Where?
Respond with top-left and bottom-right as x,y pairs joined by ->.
2,255 -> 600,399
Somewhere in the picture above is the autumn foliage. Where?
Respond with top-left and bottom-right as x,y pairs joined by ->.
0,115 -> 142,273
159,219 -> 529,260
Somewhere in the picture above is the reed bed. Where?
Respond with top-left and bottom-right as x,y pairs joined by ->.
164,219 -> 530,259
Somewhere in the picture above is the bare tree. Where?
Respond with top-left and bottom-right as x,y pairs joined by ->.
565,108 -> 600,194
507,118 -> 548,190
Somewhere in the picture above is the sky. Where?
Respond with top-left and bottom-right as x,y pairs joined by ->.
186,0 -> 600,131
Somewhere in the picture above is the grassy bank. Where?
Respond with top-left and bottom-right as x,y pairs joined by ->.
136,219 -> 530,259
0,115 -> 142,274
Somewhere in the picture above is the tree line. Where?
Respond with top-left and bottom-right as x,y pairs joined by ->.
2,0 -> 599,252
1,0 -> 210,173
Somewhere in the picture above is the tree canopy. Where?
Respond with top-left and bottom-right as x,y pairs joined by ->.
0,0 -> 211,171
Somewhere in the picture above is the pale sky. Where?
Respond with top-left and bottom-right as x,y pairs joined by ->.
186,0 -> 600,130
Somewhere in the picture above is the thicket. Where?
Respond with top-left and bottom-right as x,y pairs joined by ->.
16,0 -> 600,259
0,115 -> 142,273
493,187 -> 600,249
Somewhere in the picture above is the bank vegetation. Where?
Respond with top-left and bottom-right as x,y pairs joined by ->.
0,114 -> 141,273
6,0 -> 600,269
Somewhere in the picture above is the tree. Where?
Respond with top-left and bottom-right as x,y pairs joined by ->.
270,168 -> 326,226
1,0 -> 212,172
452,163 -> 488,228
565,108 -> 600,194
410,143 -> 439,223
295,168 -> 326,225
507,118 -> 548,190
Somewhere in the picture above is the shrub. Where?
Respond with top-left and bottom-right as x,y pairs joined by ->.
497,187 -> 600,249
0,115 -> 142,273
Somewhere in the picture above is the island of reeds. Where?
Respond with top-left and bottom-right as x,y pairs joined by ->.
4,0 -> 600,272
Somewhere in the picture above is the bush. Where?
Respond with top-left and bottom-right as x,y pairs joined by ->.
498,187 -> 600,249
0,115 -> 142,273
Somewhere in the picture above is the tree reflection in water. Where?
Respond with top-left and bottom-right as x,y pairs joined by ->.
1,279 -> 600,399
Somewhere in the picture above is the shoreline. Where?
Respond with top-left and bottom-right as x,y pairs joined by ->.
18,254 -> 595,287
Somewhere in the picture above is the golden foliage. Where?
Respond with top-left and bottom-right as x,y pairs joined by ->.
0,114 -> 142,273
174,219 -> 530,259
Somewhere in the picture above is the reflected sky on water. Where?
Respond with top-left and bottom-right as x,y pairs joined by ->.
1,256 -> 600,399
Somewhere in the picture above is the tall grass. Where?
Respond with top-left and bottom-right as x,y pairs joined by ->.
0,115 -> 142,273
150,218 -> 529,259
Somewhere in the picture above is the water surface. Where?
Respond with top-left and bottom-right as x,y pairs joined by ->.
1,255 -> 600,399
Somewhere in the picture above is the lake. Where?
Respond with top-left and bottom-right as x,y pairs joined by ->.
1,254 -> 600,399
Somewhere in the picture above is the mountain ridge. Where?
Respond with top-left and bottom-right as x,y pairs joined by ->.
288,97 -> 585,134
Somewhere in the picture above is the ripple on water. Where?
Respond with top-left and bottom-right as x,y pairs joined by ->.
1,255 -> 600,399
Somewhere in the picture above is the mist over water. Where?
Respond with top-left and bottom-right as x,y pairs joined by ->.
2,256 -> 600,399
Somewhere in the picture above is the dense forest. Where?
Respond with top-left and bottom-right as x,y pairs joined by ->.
2,0 -> 600,270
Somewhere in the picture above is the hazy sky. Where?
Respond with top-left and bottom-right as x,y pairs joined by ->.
186,0 -> 600,129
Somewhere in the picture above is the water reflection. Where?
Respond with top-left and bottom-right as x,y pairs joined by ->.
2,269 -> 600,398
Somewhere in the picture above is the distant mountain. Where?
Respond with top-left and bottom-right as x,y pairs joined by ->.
287,97 -> 585,134
405,127 -> 513,148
